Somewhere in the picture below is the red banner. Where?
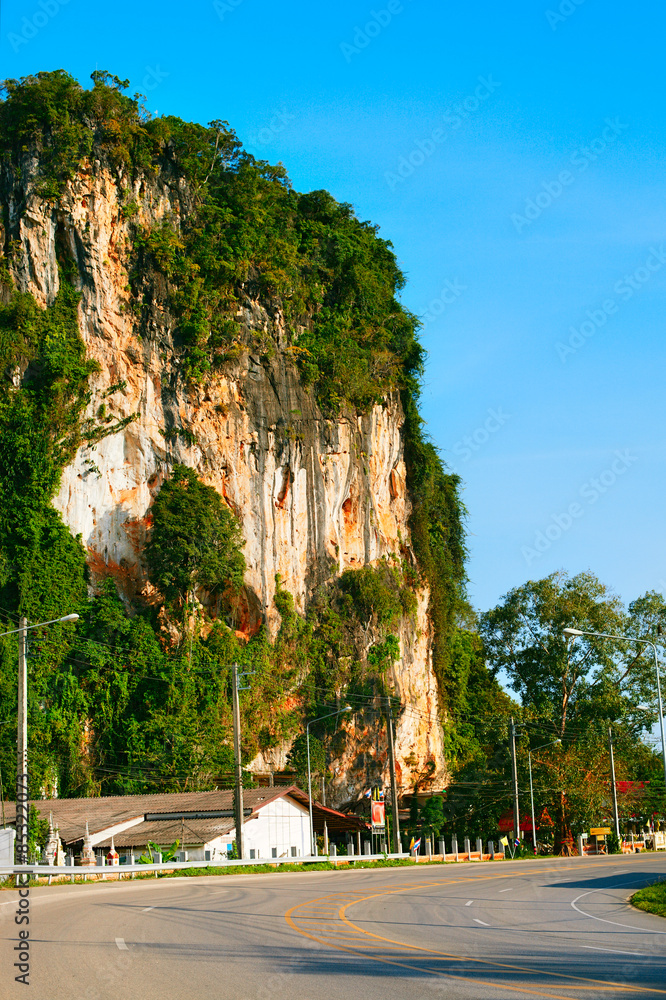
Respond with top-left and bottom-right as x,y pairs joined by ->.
371,801 -> 385,830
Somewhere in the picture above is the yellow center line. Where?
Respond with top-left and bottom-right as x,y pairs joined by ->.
284,857 -> 666,1000
284,912 -> 593,1000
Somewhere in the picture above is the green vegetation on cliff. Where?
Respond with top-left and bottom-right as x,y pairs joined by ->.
0,70 -> 469,800
1,69 -> 424,409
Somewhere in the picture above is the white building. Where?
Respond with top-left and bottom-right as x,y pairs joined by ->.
4,787 -> 367,861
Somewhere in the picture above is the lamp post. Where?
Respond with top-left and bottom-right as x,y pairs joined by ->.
563,627 -> 666,795
306,706 -> 351,857
528,739 -> 561,854
0,614 -> 79,871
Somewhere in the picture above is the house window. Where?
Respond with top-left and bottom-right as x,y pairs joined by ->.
272,848 -> 277,858
290,846 -> 297,857
249,849 -> 256,859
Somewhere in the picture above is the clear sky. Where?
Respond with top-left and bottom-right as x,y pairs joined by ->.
2,0 -> 664,615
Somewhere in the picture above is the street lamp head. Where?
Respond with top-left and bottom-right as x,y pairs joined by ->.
59,614 -> 79,623
342,705 -> 352,712
563,627 -> 583,640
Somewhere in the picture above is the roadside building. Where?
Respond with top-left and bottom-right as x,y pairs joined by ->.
2,786 -> 367,862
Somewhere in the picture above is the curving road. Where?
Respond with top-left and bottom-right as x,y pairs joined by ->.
2,853 -> 666,999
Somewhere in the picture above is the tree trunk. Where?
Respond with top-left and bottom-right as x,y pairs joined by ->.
554,791 -> 573,855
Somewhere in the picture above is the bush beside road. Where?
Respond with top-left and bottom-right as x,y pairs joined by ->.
631,880 -> 666,918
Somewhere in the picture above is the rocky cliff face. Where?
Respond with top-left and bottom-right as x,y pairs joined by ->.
1,154 -> 447,801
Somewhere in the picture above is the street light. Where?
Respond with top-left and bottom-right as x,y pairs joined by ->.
0,613 -> 79,872
563,626 -> 666,795
306,705 -> 352,857
528,739 -> 561,854
0,614 -> 80,637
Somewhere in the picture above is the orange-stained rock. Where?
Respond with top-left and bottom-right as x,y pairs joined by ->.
3,156 -> 448,802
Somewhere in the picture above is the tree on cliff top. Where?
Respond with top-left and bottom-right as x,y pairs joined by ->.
145,464 -> 245,619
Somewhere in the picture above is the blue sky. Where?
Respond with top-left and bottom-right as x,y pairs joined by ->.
2,0 -> 665,615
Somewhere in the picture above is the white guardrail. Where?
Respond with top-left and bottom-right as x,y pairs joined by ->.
0,853 -> 412,878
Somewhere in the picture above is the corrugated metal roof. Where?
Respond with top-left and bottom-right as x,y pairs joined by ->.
95,817 -> 237,849
1,787 -> 290,845
2,785 -> 369,846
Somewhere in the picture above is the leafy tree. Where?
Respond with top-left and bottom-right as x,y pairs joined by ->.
367,635 -> 400,674
145,464 -> 245,620
479,572 -> 664,851
338,564 -> 404,632
27,805 -> 49,863
287,733 -> 325,793
606,832 -> 621,854
420,795 -> 444,839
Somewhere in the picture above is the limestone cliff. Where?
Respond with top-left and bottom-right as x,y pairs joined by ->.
1,120 -> 450,803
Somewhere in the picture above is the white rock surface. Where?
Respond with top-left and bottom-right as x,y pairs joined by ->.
2,156 -> 447,801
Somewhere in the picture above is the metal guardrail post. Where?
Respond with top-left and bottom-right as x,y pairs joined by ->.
0,851 -> 415,882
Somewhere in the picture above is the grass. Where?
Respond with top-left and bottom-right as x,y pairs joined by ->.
631,880 -> 666,918
160,858 -> 420,878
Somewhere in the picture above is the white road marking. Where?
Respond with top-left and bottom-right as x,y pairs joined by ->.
115,938 -> 129,950
141,906 -> 155,912
571,881 -> 666,935
465,900 -> 473,906
498,888 -> 513,893
581,945 -> 646,957
473,918 -> 489,926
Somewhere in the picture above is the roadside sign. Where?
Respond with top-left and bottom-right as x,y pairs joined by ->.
371,800 -> 385,830
590,827 -> 611,836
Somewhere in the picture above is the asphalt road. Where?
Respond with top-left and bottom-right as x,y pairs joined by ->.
2,853 -> 666,999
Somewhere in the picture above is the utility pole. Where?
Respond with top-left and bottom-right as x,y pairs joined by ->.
510,717 -> 520,843
608,725 -> 620,841
232,663 -> 244,860
16,617 -> 28,870
386,697 -> 401,853
321,775 -> 329,855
